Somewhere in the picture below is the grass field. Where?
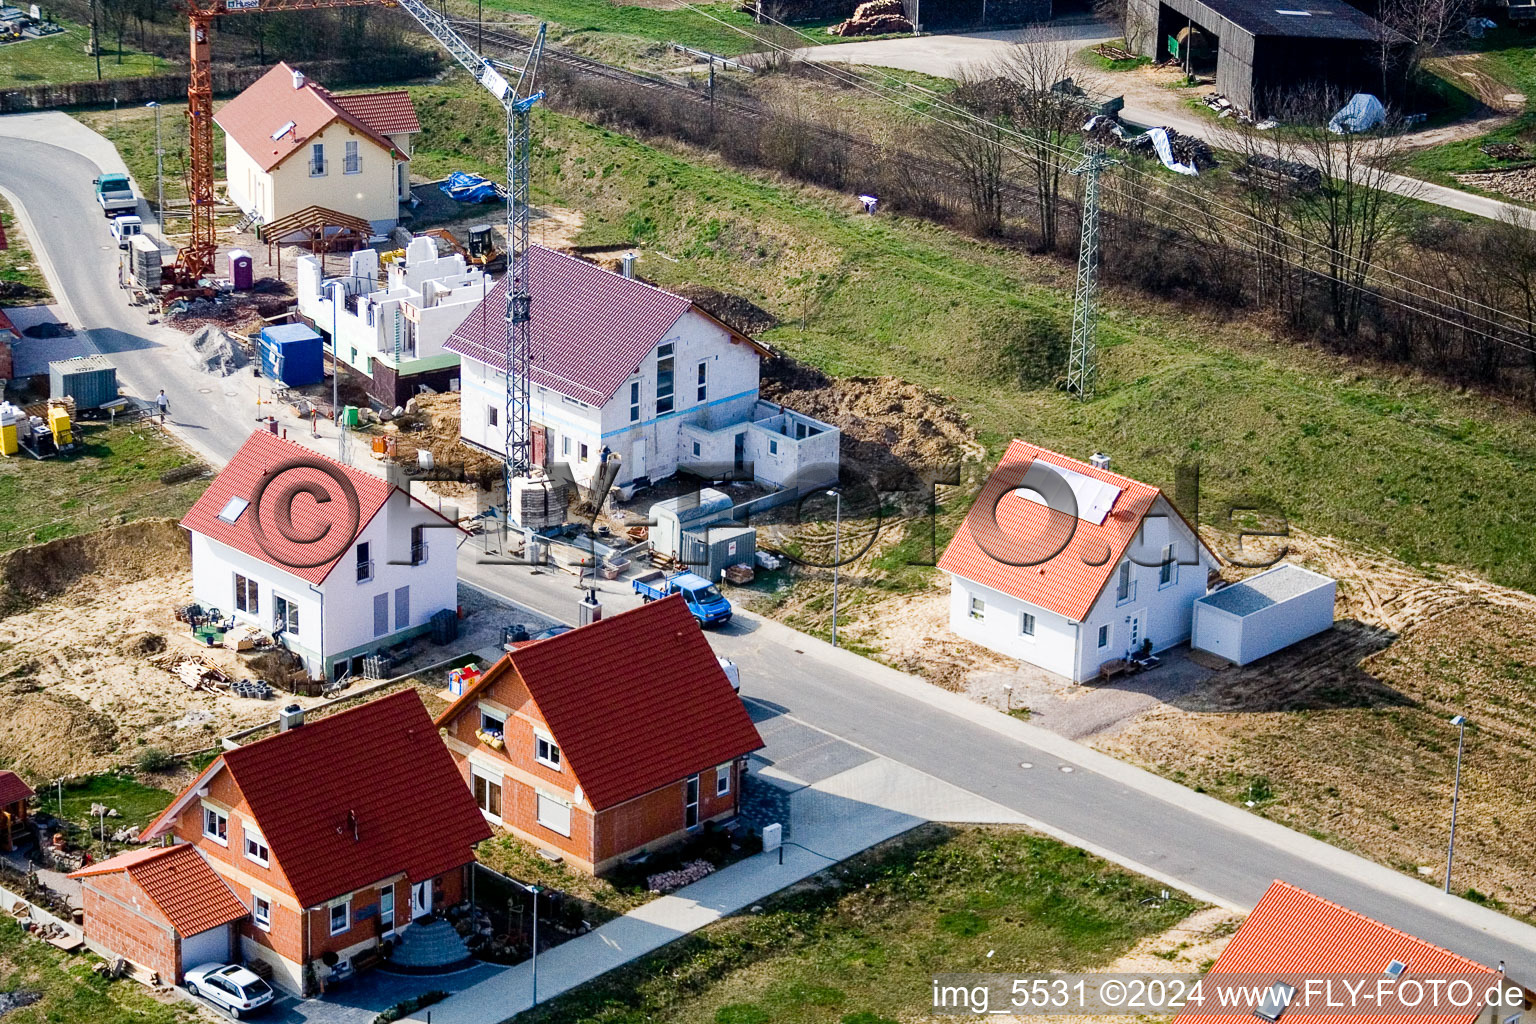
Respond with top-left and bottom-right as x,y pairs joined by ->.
0,917 -> 196,1024
55,771 -> 176,832
0,421 -> 208,553
522,825 -> 1196,1024
0,20 -> 169,89
406,78 -> 1536,594
75,102 -> 224,212
0,194 -> 52,305
1408,31 -> 1536,186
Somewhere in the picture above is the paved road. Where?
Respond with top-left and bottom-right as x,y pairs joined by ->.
795,29 -> 1527,224
10,110 -> 1536,985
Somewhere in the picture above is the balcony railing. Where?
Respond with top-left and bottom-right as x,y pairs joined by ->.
410,542 -> 428,566
1115,579 -> 1138,606
356,560 -> 374,583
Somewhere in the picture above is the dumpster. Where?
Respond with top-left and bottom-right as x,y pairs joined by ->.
259,324 -> 324,387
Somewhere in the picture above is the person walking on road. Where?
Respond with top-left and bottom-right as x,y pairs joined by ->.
155,389 -> 169,424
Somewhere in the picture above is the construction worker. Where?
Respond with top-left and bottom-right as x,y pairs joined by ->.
155,389 -> 169,423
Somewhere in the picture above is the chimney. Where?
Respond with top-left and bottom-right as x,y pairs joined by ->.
621,252 -> 636,279
579,588 -> 602,626
279,703 -> 305,731
1090,452 -> 1111,471
291,69 -> 306,90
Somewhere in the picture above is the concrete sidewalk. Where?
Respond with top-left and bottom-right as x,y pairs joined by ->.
411,755 -> 1029,1024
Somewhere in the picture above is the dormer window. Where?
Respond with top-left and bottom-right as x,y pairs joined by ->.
1385,961 -> 1408,979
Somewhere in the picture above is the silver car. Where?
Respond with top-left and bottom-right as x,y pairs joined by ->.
184,963 -> 275,1018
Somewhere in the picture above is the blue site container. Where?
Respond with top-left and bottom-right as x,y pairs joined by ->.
259,324 -> 324,388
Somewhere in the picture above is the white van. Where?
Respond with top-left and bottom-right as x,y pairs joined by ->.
110,215 -> 143,249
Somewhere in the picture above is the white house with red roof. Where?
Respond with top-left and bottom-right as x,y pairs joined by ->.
1177,881 -> 1528,1024
435,594 -> 763,874
444,247 -> 840,497
179,431 -> 459,682
215,63 -> 420,235
938,441 -> 1218,682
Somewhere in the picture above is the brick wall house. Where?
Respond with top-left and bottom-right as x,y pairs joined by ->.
437,595 -> 763,874
125,690 -> 491,996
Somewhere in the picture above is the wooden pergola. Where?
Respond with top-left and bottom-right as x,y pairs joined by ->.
260,205 -> 373,276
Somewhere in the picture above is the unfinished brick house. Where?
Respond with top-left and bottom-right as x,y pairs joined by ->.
436,595 -> 763,874
108,690 -> 493,995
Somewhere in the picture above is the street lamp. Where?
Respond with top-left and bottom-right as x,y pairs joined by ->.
1444,714 -> 1468,894
827,488 -> 842,647
509,880 -> 543,1005
144,102 -> 163,234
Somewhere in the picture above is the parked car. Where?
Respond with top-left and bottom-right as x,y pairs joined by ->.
110,214 -> 143,248
93,173 -> 137,217
529,624 -> 573,642
184,963 -> 275,1018
632,571 -> 733,627
717,656 -> 741,693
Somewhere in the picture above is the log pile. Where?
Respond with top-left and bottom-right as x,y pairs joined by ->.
827,0 -> 911,36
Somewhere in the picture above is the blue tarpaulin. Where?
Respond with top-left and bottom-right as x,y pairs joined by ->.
439,171 -> 504,203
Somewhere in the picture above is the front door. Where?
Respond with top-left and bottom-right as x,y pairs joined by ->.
633,438 -> 647,481
684,775 -> 700,830
411,880 -> 432,919
1127,610 -> 1145,655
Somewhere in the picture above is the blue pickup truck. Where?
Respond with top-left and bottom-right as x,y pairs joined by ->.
633,570 -> 733,627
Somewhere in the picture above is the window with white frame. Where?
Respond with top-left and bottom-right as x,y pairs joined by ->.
535,734 -> 562,770
715,763 -> 731,797
473,768 -> 503,818
692,441 -> 701,457
379,886 -> 395,931
479,706 -> 505,737
536,793 -> 571,836
697,361 -> 708,402
344,140 -> 361,174
356,541 -> 373,583
243,825 -> 269,866
1158,543 -> 1176,587
768,439 -> 778,456
252,893 -> 272,930
1020,612 -> 1035,637
629,380 -> 640,422
968,595 -> 984,620
203,806 -> 228,844
656,343 -> 675,414
1098,624 -> 1110,648
330,900 -> 350,935
1116,561 -> 1132,602
488,405 -> 498,428
234,573 -> 259,615
579,443 -> 589,462
310,142 -> 326,176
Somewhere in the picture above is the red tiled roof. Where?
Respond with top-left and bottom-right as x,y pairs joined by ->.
444,247 -> 695,407
438,596 -> 763,811
72,845 -> 248,937
178,430 -> 395,586
148,690 -> 490,909
937,439 -> 1207,622
214,63 -> 398,174
1174,882 -> 1496,1024
333,91 -> 421,136
0,770 -> 32,807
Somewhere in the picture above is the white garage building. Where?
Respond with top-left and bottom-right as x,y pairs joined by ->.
1192,563 -> 1336,666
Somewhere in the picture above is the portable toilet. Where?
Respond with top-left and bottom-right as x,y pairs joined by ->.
0,402 -> 20,457
49,355 -> 117,410
259,324 -> 324,387
229,249 -> 254,291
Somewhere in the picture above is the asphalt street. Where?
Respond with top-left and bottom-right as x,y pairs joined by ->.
7,110 -> 1536,982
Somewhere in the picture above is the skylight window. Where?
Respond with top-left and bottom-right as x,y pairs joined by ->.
1255,982 -> 1296,1022
218,496 -> 250,524
1274,8 -> 1312,13
1385,961 -> 1408,979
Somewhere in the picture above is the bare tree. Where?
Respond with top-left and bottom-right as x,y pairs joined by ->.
1282,87 -> 1423,339
961,29 -> 1086,251
930,86 -> 1008,235
1377,0 -> 1469,92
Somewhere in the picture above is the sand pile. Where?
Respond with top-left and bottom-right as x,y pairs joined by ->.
0,519 -> 189,615
185,324 -> 250,376
671,285 -> 778,337
388,392 -> 505,492
0,692 -> 119,778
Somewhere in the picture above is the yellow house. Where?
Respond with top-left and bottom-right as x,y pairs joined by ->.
215,63 -> 420,236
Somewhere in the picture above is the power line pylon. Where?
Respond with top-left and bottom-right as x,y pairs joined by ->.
1066,145 -> 1115,402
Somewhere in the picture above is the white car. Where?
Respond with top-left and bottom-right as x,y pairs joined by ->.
184,963 -> 275,1018
109,214 -> 143,249
718,656 -> 741,693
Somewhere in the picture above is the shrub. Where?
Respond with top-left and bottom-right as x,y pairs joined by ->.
135,747 -> 176,774
374,990 -> 449,1024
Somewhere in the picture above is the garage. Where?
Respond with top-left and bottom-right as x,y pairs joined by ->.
1193,564 -> 1335,666
180,923 -> 233,971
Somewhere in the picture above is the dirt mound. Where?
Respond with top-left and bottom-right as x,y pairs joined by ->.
185,324 -> 250,376
120,631 -> 168,657
0,519 -> 190,616
389,391 -> 504,492
671,285 -> 778,337
22,322 -> 73,339
761,357 -> 983,489
0,691 -> 118,776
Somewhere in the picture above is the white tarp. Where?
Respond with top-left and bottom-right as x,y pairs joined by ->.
1143,127 -> 1199,175
1328,93 -> 1386,134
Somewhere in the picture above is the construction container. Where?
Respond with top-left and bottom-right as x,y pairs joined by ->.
229,249 -> 253,290
679,524 -> 756,583
49,355 -> 117,410
649,487 -> 733,559
259,324 -> 324,388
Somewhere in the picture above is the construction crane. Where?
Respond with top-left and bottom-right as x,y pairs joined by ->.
173,0 -> 547,510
